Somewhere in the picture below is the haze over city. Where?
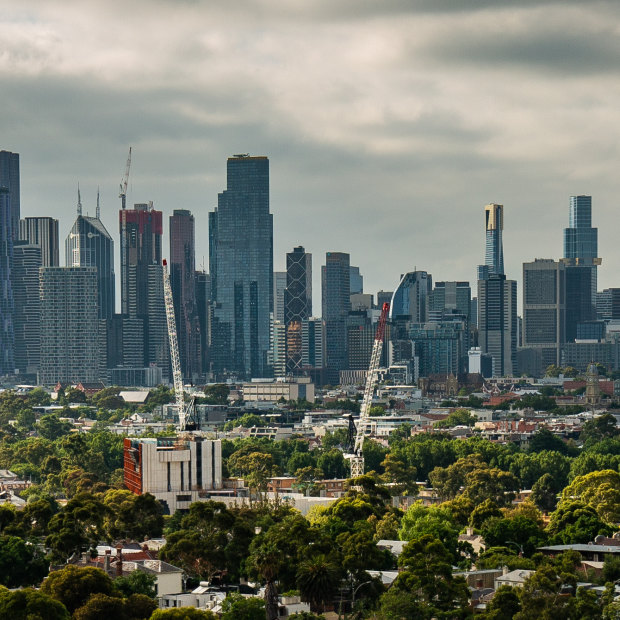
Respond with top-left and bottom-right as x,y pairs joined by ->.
3,0 -> 620,308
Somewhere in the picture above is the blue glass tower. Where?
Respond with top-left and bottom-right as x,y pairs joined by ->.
0,187 -> 14,375
484,203 -> 504,277
563,195 -> 598,262
209,155 -> 273,378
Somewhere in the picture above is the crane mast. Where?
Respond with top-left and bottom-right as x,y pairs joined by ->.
162,259 -> 187,431
348,302 -> 390,478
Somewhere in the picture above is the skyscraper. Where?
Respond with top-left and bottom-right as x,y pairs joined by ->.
562,195 -> 599,341
322,252 -> 350,385
273,272 -> 286,324
284,246 -> 312,374
39,267 -> 100,384
66,192 -> 115,319
13,242 -> 41,376
522,259 -> 566,370
19,217 -> 59,266
350,266 -> 363,295
483,203 -> 504,277
429,281 -> 471,322
0,187 -> 13,375
390,271 -> 432,323
195,270 -> 211,376
0,151 -> 19,241
209,155 -> 273,378
170,209 -> 200,381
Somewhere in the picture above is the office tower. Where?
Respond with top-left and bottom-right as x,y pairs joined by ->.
0,188 -> 13,375
596,289 -> 620,321
429,281 -> 471,321
13,242 -> 41,376
39,267 -> 100,384
274,272 -> 286,323
478,274 -> 517,377
209,155 -> 273,378
0,151 -> 19,241
322,252 -> 350,385
272,320 -> 287,378
118,202 -> 167,378
19,217 -> 59,266
484,203 -> 504,276
195,270 -> 211,376
376,290 -> 393,309
301,317 -> 325,384
390,271 -> 432,322
284,246 -> 312,374
66,193 -> 115,320
170,209 -> 200,380
562,195 -> 600,341
522,259 -> 566,371
410,320 -> 468,377
350,266 -> 363,295
347,310 -> 375,370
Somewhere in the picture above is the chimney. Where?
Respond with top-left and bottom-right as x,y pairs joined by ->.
502,565 -> 509,576
116,544 -> 123,577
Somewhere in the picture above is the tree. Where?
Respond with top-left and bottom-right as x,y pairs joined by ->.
125,594 -> 158,619
103,490 -> 163,540
73,594 -> 126,620
528,428 -> 575,456
393,535 -> 470,616
546,500 -> 612,545
40,566 -> 114,614
202,384 -> 230,405
221,593 -> 265,620
296,554 -> 341,613
434,409 -> 477,428
580,413 -> 620,446
399,502 -> 460,559
531,473 -> 559,512
113,570 -> 157,598
36,414 -> 73,440
316,448 -> 347,479
561,470 -> 620,523
380,453 -> 418,496
45,493 -> 108,562
483,585 -> 521,619
377,588 -> 426,619
0,535 -> 48,587
0,588 -> 69,620
481,515 -> 547,556
228,451 -> 279,501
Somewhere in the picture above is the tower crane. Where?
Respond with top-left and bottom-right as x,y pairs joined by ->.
119,147 -> 132,313
162,259 -> 196,431
346,302 -> 390,478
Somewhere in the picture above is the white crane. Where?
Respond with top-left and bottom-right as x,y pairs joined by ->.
162,259 -> 189,431
347,302 -> 390,478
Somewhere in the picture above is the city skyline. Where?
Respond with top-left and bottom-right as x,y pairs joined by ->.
3,2 -> 620,308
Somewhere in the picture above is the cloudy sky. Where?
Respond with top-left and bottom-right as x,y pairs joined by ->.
3,0 -> 620,311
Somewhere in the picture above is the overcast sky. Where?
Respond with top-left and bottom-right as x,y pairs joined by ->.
3,0 -> 620,312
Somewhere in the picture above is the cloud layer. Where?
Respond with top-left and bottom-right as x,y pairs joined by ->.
2,0 -> 620,308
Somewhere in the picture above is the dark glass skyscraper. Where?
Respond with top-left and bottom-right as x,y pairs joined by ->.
321,252 -> 350,385
170,209 -> 201,381
564,196 -> 598,263
0,187 -> 14,375
390,271 -> 432,322
209,155 -> 273,378
285,246 -> 312,373
483,203 -> 504,277
66,196 -> 115,320
0,151 -> 19,241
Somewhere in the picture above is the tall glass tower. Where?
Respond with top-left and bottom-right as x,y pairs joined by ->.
285,246 -> 312,373
0,151 -> 19,241
209,155 -> 273,378
483,203 -> 504,277
0,187 -> 14,375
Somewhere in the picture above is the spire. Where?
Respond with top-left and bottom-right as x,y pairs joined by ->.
77,184 -> 82,216
96,186 -> 100,220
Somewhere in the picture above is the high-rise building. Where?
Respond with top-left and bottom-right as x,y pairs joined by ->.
522,259 -> 566,371
195,270 -> 211,376
429,281 -> 471,322
170,209 -> 201,381
478,274 -> 518,377
209,155 -> 273,378
19,217 -> 59,266
410,319 -> 468,377
596,288 -> 620,321
301,317 -> 325,384
0,151 -> 19,241
13,242 -> 41,376
484,203 -> 504,277
118,202 -> 167,379
322,252 -> 350,385
376,290 -> 393,309
66,193 -> 115,320
350,266 -> 363,295
562,195 -> 600,341
0,187 -> 13,375
284,246 -> 312,374
271,320 -> 287,378
273,272 -> 286,324
119,203 -> 163,317
39,267 -> 100,384
390,271 -> 432,323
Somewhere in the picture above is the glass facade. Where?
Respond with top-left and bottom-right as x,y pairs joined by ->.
390,271 -> 432,322
0,188 -> 13,375
484,204 -> 504,276
209,155 -> 273,378
285,246 -> 312,373
0,151 -> 19,242
19,217 -> 59,266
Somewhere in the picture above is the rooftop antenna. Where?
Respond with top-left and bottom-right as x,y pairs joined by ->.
77,184 -> 82,216
96,186 -> 100,219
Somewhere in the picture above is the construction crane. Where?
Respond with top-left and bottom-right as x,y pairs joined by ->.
162,259 -> 196,431
119,147 -> 132,313
346,302 -> 390,478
